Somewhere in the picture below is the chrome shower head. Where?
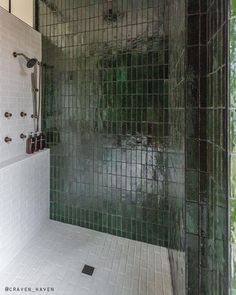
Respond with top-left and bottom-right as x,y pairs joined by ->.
13,52 -> 38,68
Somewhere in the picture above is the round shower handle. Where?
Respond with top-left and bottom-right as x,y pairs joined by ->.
20,112 -> 27,118
4,112 -> 12,118
20,133 -> 27,139
4,137 -> 12,143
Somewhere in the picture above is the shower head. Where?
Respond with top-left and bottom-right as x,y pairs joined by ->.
13,52 -> 38,68
26,58 -> 38,68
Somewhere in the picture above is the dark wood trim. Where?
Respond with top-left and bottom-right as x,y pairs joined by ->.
9,0 -> 11,13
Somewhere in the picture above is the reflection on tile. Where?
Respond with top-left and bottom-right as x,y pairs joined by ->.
38,0 -> 185,256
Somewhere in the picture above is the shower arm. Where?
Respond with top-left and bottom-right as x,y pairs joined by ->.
13,52 -> 40,68
13,52 -> 29,61
14,51 -> 43,67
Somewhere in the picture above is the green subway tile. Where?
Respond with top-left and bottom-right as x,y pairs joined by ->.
36,1 -> 232,294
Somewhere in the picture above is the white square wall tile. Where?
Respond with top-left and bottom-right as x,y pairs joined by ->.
0,6 -> 41,163
0,150 -> 50,272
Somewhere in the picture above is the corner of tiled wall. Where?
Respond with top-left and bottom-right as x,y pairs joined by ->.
187,0 -> 228,294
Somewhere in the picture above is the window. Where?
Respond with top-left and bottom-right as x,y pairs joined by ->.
0,0 -> 34,27
0,0 -> 9,11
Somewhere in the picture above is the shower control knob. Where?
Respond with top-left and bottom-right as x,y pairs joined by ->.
4,137 -> 12,143
4,112 -> 12,118
20,112 -> 27,118
20,133 -> 27,139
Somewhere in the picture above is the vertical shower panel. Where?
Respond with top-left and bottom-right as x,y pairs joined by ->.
38,0 -> 174,246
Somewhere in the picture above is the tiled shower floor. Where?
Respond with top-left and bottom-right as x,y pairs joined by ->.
0,221 -> 173,295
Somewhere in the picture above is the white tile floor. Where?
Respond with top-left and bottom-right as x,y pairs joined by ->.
0,221 -> 173,295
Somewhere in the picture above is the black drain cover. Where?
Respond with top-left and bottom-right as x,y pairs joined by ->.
82,264 -> 95,276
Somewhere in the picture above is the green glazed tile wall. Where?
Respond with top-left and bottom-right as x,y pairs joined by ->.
36,1 -> 229,294
206,1 -> 228,294
231,0 -> 236,294
37,0 -> 184,248
167,0 -> 186,294
186,0 -> 228,294
186,1 -> 206,294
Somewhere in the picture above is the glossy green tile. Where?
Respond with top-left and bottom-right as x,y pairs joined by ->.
187,203 -> 198,234
38,0 -> 186,249
186,171 -> 198,201
186,0 -> 228,294
37,0 -> 230,294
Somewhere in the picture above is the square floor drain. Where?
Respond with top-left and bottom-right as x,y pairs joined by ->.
82,264 -> 95,276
